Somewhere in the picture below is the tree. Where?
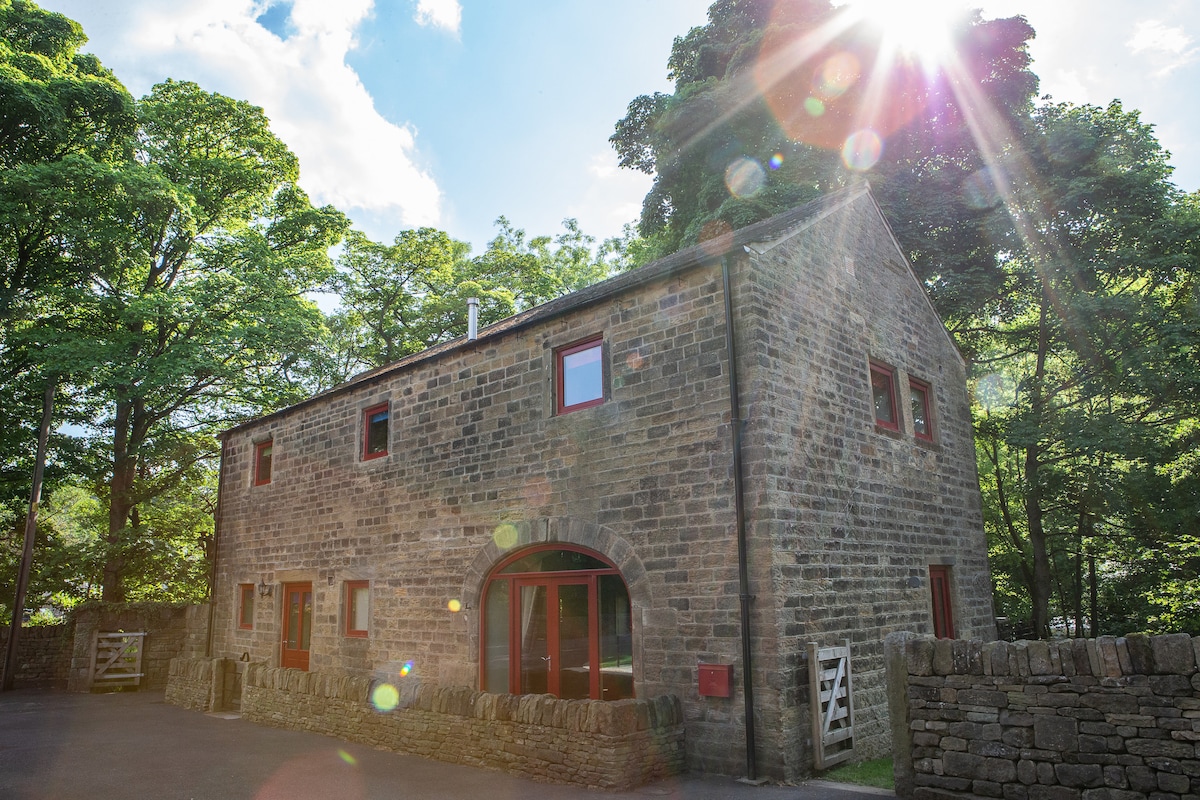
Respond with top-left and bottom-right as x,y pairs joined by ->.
611,0 -> 1038,293
972,102 -> 1200,636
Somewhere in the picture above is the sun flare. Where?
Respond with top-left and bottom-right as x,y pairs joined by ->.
837,0 -> 962,67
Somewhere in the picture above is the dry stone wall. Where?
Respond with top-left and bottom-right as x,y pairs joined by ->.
885,632 -> 1200,800
225,662 -> 685,790
0,623 -> 72,688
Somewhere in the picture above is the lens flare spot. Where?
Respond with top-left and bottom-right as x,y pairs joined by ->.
841,129 -> 883,171
371,683 -> 399,712
625,350 -> 645,371
961,167 -> 1001,210
447,598 -> 462,613
724,157 -> 766,198
400,660 -> 414,677
768,153 -> 784,170
814,52 -> 860,100
492,523 -> 518,550
803,96 -> 826,117
337,749 -> 357,766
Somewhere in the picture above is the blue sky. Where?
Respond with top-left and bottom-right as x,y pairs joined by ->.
35,1 -> 1200,256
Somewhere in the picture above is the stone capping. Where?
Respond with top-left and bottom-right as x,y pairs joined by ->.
167,658 -> 686,790
885,632 -> 1200,800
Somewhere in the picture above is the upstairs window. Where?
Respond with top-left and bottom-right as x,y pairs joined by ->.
870,361 -> 899,431
254,440 -> 273,485
557,337 -> 605,414
238,584 -> 255,630
910,377 -> 934,441
363,403 -> 389,460
346,580 -> 369,638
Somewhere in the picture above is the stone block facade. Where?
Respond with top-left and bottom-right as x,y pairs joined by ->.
211,185 -> 993,780
885,632 -> 1200,800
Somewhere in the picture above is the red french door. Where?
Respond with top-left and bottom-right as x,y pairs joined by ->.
930,566 -> 955,639
516,577 -> 595,699
281,582 -> 312,670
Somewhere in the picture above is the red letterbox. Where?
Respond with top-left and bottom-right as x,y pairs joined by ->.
697,663 -> 733,697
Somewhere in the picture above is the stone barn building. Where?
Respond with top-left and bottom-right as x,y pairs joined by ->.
209,183 -> 994,781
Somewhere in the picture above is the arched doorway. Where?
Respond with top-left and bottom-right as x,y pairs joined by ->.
481,545 -> 633,700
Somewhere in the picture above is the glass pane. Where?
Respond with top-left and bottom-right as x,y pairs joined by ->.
519,584 -> 548,695
240,587 -> 254,627
366,409 -> 389,454
562,344 -> 602,408
911,385 -> 930,436
498,549 -> 610,575
484,580 -> 511,693
599,575 -> 634,700
300,591 -> 312,650
872,369 -> 895,424
286,591 -> 300,649
351,586 -> 369,631
557,584 -> 591,700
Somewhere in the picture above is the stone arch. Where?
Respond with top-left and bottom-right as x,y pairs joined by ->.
460,517 -> 651,694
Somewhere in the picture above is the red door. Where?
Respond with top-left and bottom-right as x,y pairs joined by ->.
281,582 -> 312,670
515,577 -> 596,699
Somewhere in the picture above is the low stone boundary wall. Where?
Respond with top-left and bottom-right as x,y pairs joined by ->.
225,664 -> 685,790
0,624 -> 72,688
885,632 -> 1200,800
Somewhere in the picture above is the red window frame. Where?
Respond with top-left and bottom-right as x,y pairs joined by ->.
253,440 -> 273,485
910,377 -> 934,441
238,583 -> 255,630
556,336 -> 605,415
930,565 -> 955,639
362,403 -> 389,460
345,580 -> 369,638
870,361 -> 899,431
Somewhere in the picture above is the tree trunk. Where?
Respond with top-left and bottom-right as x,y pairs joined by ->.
102,395 -> 134,602
1025,289 -> 1053,638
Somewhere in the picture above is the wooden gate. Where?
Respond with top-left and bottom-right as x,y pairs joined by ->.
90,631 -> 145,689
808,639 -> 855,769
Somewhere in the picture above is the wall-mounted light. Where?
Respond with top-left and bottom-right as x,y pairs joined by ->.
257,577 -> 273,598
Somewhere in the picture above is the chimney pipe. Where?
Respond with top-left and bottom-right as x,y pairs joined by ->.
467,297 -> 479,340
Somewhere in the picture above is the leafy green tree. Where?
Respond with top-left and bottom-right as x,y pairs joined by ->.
972,103 -> 1200,636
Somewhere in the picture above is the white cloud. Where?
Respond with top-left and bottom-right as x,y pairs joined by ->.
44,0 -> 442,233
1127,19 -> 1198,76
413,0 -> 462,35
564,151 -> 651,243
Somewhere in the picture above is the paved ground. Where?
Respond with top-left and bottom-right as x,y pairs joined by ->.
0,689 -> 896,800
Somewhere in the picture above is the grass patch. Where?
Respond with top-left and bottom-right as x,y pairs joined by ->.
820,757 -> 894,790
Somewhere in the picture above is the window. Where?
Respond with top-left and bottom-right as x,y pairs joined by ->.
556,337 -> 605,414
238,584 -> 255,629
482,546 -> 633,701
930,566 -> 955,639
870,361 -> 899,431
362,403 -> 389,460
910,377 -> 933,441
253,440 -> 273,485
346,581 -> 369,638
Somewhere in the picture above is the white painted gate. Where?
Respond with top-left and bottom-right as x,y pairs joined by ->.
808,639 -> 855,769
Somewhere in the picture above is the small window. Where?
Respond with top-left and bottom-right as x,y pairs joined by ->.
930,565 -> 955,639
254,440 -> 273,485
362,403 -> 389,460
238,584 -> 255,630
557,337 -> 605,414
910,377 -> 933,441
870,361 -> 899,430
346,581 -> 369,638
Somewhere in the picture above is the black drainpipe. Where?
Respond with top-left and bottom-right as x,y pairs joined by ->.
722,253 -> 757,781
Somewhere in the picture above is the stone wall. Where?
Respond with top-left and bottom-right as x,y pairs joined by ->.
885,632 -> 1200,800
67,603 -> 210,691
0,623 -> 73,688
226,663 -> 685,790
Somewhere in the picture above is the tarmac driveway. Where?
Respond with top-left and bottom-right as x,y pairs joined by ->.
0,689 -> 895,800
